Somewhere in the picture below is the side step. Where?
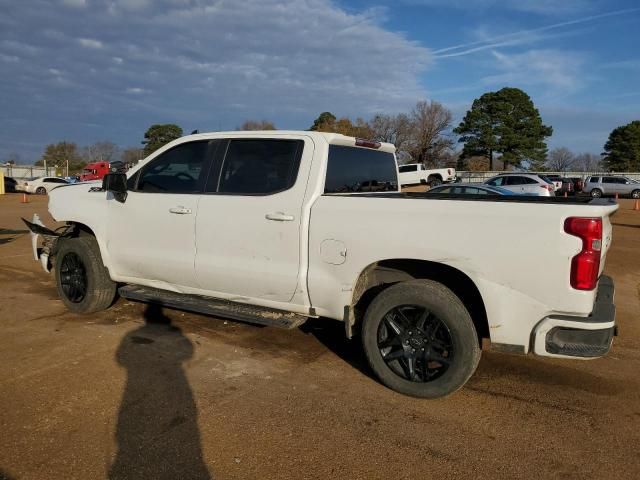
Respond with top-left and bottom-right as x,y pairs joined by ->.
118,285 -> 308,329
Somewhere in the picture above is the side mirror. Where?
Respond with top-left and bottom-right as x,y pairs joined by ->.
102,173 -> 128,203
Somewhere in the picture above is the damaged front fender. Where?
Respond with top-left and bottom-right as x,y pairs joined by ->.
21,214 -> 73,273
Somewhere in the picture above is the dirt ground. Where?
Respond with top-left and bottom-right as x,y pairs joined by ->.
0,193 -> 639,480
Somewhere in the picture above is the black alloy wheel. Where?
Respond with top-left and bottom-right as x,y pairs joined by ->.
378,305 -> 453,382
59,252 -> 87,303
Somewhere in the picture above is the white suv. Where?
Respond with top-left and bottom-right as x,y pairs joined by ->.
484,173 -> 555,196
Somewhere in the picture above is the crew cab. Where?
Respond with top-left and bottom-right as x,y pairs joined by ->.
25,131 -> 618,398
397,163 -> 456,187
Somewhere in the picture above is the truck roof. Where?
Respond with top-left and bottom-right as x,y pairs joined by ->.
178,130 -> 396,154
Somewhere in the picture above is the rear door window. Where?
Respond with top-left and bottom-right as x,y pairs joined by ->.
487,177 -> 506,186
214,139 -> 303,195
324,145 -> 397,193
588,177 -> 600,183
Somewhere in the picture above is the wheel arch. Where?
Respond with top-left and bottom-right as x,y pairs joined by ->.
57,221 -> 113,275
349,259 -> 489,343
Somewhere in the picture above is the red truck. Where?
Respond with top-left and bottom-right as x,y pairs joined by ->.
79,161 -> 126,182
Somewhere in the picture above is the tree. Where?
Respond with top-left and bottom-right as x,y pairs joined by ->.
83,141 -> 119,163
574,152 -> 602,172
3,152 -> 20,165
406,100 -> 454,167
370,113 -> 410,148
311,114 -> 373,138
237,120 -> 276,131
602,120 -> 640,171
546,147 -> 575,171
122,147 -> 144,165
454,87 -> 552,170
142,124 -> 183,156
309,112 -> 336,131
37,141 -> 85,173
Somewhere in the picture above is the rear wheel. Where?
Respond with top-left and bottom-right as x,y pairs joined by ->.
55,236 -> 116,314
591,189 -> 602,198
427,176 -> 442,187
632,190 -> 640,199
361,280 -> 481,398
36,187 -> 46,195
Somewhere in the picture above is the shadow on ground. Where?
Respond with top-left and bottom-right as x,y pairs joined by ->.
109,304 -> 212,480
301,317 -> 376,380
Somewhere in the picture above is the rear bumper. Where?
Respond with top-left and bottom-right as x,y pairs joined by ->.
532,276 -> 616,358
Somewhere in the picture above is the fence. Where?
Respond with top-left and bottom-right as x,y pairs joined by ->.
456,171 -> 640,183
1,165 -> 53,179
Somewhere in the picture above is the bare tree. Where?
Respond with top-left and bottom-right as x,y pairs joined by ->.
369,113 -> 412,155
407,100 -> 454,167
546,147 -> 575,171
83,141 -> 119,163
237,120 -> 276,131
122,147 -> 144,166
574,152 -> 602,172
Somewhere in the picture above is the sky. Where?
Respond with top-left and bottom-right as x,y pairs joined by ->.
0,0 -> 639,163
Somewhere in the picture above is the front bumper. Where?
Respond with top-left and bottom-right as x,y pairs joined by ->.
532,276 -> 616,358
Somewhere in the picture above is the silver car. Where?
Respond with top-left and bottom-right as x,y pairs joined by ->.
484,173 -> 555,196
583,176 -> 640,198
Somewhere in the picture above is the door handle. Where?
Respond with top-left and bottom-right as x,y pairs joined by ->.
265,212 -> 295,222
169,206 -> 192,215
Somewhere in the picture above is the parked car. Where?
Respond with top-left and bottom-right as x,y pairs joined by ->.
26,131 -> 618,399
545,175 -> 574,195
427,184 -> 517,195
484,173 -> 555,196
566,177 -> 584,193
398,164 -> 456,187
3,176 -> 17,193
583,175 -> 640,198
22,176 -> 69,194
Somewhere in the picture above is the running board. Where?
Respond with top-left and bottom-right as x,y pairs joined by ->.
118,285 -> 308,329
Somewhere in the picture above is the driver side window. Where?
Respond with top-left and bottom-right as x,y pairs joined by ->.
135,141 -> 210,193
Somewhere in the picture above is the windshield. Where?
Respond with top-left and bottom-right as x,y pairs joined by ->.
540,176 -> 554,185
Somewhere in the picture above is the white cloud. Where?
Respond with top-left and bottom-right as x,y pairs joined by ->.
62,0 -> 87,7
483,49 -> 586,91
403,0 -> 595,16
113,56 -> 124,64
0,53 -> 20,62
77,37 -> 103,49
125,87 -> 148,94
433,8 -> 638,58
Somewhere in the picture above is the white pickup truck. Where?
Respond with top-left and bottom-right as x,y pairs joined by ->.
25,131 -> 618,398
397,163 -> 456,187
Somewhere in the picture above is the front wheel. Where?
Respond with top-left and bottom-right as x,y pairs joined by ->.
591,189 -> 602,198
361,280 -> 481,398
55,236 -> 117,314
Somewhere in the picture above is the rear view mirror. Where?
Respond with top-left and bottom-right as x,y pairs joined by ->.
102,173 -> 128,203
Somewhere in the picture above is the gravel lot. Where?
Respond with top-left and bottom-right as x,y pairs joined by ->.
1,193 -> 639,480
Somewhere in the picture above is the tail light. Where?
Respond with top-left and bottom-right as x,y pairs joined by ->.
564,217 -> 602,290
355,138 -> 381,149
447,169 -> 452,175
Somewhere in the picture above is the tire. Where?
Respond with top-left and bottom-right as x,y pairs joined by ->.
54,236 -> 117,314
362,280 -> 481,398
427,176 -> 442,187
632,190 -> 640,199
590,189 -> 602,198
36,187 -> 47,195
